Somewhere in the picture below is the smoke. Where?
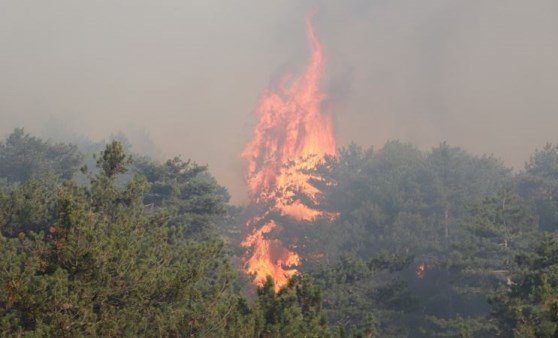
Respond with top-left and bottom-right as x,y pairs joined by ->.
316,0 -> 558,169
1,0 -> 557,202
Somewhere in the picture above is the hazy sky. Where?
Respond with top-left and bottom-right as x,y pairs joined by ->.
1,0 -> 558,202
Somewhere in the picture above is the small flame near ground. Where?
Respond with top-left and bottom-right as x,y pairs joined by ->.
417,262 -> 426,279
241,14 -> 337,292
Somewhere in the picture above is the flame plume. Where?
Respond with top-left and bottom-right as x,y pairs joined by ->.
241,15 -> 337,291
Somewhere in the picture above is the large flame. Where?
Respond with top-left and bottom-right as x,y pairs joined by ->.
241,15 -> 337,291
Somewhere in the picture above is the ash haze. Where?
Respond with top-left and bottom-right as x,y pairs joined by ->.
1,0 -> 557,203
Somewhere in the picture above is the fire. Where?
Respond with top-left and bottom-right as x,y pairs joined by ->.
241,220 -> 301,289
241,15 -> 337,292
417,262 -> 426,279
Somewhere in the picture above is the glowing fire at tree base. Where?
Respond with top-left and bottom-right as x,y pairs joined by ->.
241,220 -> 300,290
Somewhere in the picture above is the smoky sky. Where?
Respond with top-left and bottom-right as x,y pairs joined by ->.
1,0 -> 558,203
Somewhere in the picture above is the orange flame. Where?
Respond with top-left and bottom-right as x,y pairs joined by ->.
242,15 -> 337,292
241,220 -> 301,289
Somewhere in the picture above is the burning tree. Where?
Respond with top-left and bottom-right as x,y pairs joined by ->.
241,15 -> 337,291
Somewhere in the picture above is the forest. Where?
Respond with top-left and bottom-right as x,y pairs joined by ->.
1,128 -> 558,337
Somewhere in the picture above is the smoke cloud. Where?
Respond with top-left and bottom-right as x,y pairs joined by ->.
1,0 -> 557,202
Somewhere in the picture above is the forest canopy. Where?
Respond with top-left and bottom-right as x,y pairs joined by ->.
1,129 -> 558,337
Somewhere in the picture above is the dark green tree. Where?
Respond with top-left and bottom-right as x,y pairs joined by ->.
252,275 -> 332,338
427,187 -> 537,337
0,142 -> 244,337
294,141 -> 514,337
518,143 -> 558,232
95,140 -> 131,179
490,234 -> 558,337
135,156 -> 229,239
0,176 -> 58,237
0,128 -> 83,182
310,253 -> 415,337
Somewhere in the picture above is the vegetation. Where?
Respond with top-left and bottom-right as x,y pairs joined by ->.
2,128 -> 558,337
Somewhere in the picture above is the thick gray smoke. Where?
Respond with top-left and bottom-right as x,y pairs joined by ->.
1,0 -> 557,202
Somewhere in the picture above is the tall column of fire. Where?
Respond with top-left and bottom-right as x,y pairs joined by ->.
241,15 -> 337,291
